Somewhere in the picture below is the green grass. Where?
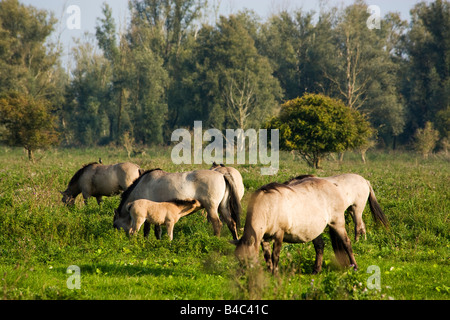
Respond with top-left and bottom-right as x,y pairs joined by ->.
0,146 -> 449,300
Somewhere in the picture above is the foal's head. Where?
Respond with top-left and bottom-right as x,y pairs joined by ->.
113,208 -> 132,232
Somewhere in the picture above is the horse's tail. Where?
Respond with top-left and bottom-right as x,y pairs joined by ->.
329,228 -> 350,267
367,181 -> 389,228
222,173 -> 242,230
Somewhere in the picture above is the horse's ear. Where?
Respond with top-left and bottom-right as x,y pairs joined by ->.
229,239 -> 240,246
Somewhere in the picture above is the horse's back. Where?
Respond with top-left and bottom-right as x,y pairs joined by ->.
290,178 -> 346,218
130,169 -> 226,206
88,162 -> 140,195
254,178 -> 345,243
324,173 -> 370,205
326,173 -> 368,187
114,162 -> 141,187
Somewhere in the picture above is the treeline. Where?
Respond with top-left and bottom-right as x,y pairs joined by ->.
0,0 -> 449,154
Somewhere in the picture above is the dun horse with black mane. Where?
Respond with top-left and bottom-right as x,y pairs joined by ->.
60,162 -> 143,205
232,176 -> 358,274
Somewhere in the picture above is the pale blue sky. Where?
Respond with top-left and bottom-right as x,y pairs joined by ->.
20,0 -> 431,67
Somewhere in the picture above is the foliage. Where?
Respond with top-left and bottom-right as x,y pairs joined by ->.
401,0 -> 450,143
0,0 -> 61,100
265,93 -> 373,168
62,38 -> 112,146
179,13 -> 282,130
0,0 -> 449,153
413,121 -> 440,158
0,0 -> 63,157
258,2 -> 407,147
0,93 -> 59,160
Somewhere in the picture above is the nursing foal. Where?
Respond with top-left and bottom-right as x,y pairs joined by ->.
124,199 -> 202,240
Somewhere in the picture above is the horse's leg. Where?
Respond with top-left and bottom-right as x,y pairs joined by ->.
205,206 -> 223,238
271,231 -> 284,275
330,225 -> 358,270
154,224 -> 162,240
261,241 -> 273,272
130,216 -> 146,235
166,221 -> 174,241
143,221 -> 151,238
348,204 -> 367,242
81,191 -> 90,205
312,235 -> 325,274
353,202 -> 367,241
96,196 -> 103,205
346,205 -> 358,242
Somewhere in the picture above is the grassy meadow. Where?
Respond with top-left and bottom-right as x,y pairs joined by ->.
0,146 -> 448,300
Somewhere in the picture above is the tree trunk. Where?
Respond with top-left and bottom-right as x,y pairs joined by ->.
314,156 -> 321,169
117,88 -> 123,143
361,150 -> 366,164
27,148 -> 34,161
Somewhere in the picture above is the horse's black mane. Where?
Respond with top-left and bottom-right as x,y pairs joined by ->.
256,175 -> 316,194
116,168 -> 163,215
257,182 -> 293,194
68,162 -> 98,187
283,174 -> 316,185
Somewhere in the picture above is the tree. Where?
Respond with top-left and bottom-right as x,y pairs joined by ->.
259,2 -> 406,149
128,0 -> 207,134
96,3 -> 130,143
315,1 -> 406,148
183,14 -> 282,130
126,44 -> 168,145
0,93 -> 59,160
63,37 -> 112,146
265,93 -> 373,168
402,0 -> 450,142
259,8 -> 334,100
0,0 -> 60,99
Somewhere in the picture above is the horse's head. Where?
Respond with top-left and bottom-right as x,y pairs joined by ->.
112,208 -> 132,233
60,190 -> 75,206
230,236 -> 259,267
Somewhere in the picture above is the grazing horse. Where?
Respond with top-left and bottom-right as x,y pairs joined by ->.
232,177 -> 358,274
113,169 -> 242,240
124,199 -> 202,240
60,162 -> 143,205
210,162 -> 245,201
285,173 -> 389,241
